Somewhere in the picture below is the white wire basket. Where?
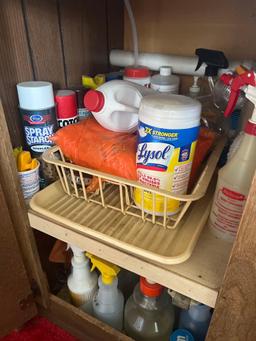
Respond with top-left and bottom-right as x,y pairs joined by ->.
42,136 -> 225,230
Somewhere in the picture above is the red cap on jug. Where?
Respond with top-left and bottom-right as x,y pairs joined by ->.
84,90 -> 105,112
140,277 -> 163,297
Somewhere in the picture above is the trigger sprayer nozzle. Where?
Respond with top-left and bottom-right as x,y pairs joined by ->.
86,253 -> 120,285
68,244 -> 86,264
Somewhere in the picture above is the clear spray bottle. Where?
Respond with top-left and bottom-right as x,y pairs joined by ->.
86,253 -> 124,331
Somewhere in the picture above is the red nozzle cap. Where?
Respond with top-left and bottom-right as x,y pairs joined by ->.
140,277 -> 163,297
84,90 -> 105,112
222,71 -> 256,117
245,121 -> 256,136
124,66 -> 150,78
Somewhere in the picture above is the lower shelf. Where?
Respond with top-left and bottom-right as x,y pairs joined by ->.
29,209 -> 232,308
39,294 -> 132,340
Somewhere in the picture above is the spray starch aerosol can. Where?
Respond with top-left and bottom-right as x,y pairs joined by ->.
17,81 -> 57,156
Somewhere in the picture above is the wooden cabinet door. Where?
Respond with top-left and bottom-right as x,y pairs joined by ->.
0,182 -> 37,337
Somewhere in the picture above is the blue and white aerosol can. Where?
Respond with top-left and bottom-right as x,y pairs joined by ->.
17,81 -> 58,157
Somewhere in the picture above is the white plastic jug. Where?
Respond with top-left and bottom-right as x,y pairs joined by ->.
84,80 -> 153,133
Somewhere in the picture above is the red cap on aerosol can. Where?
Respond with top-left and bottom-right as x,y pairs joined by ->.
55,90 -> 78,128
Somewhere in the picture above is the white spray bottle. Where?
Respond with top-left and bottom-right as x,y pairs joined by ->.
86,253 -> 124,331
209,84 -> 256,242
67,245 -> 98,314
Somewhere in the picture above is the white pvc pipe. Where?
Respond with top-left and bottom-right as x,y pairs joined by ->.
124,0 -> 139,66
110,50 -> 255,76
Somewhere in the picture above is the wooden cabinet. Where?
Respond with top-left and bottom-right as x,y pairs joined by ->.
0,0 -> 256,340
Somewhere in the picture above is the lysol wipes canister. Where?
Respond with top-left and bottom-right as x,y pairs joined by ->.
17,81 -> 57,156
55,90 -> 78,128
134,94 -> 201,216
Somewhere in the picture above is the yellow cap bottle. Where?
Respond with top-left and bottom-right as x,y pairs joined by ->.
86,253 -> 120,285
82,74 -> 105,90
86,253 -> 124,330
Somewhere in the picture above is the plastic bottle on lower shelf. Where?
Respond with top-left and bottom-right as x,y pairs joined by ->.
86,253 -> 124,331
124,277 -> 175,340
170,329 -> 195,341
178,301 -> 212,341
67,245 -> 98,315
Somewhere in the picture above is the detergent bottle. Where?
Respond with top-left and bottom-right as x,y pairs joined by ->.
178,301 -> 212,341
86,253 -> 124,331
67,245 -> 98,314
150,66 -> 180,94
124,277 -> 175,341
209,83 -> 256,242
123,65 -> 151,86
83,80 -> 153,133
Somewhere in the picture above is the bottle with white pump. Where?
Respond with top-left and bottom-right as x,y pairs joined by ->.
84,79 -> 153,133
150,66 -> 180,94
189,76 -> 201,98
67,245 -> 98,314
209,84 -> 256,242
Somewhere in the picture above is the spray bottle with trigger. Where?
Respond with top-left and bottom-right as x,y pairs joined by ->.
67,245 -> 98,314
209,71 -> 256,242
193,48 -> 229,129
86,253 -> 124,331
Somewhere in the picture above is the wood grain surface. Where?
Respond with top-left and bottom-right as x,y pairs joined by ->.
59,0 -> 109,87
124,0 -> 256,60
0,181 -> 37,337
0,101 -> 49,307
39,294 -> 133,341
0,0 -> 33,146
23,0 -> 66,88
107,0 -> 124,51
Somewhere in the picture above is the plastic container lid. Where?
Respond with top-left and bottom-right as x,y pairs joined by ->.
17,81 -> 54,110
140,277 -> 163,297
84,90 -> 105,112
124,65 -> 150,79
170,329 -> 194,341
139,94 -> 201,129
55,90 -> 77,119
151,72 -> 179,86
160,66 -> 172,76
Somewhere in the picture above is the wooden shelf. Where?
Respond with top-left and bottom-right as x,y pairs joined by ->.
28,210 -> 232,308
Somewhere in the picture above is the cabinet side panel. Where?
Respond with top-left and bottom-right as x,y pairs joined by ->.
124,0 -> 256,60
0,183 -> 37,337
107,0 -> 124,51
0,0 -> 34,147
23,0 -> 66,87
59,0 -> 109,87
